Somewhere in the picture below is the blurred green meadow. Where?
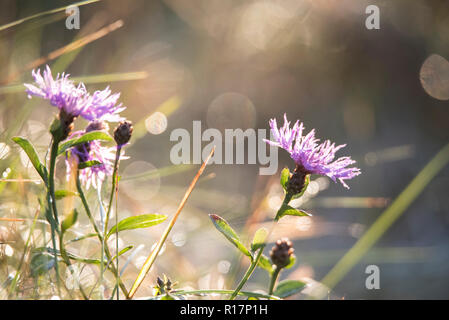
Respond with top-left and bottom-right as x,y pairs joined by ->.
0,0 -> 449,299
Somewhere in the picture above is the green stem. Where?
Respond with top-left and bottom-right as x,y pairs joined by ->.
268,266 -> 281,295
59,232 -> 89,300
76,170 -> 129,298
104,147 -> 120,234
229,247 -> 264,300
48,138 -> 61,294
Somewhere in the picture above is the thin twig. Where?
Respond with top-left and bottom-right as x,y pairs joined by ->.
128,147 -> 215,299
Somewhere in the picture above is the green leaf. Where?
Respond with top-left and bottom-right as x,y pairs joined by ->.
78,160 -> 102,169
58,131 -> 113,155
258,254 -> 274,274
110,245 -> 133,262
285,255 -> 296,269
66,233 -> 98,244
209,214 -> 252,257
61,209 -> 78,234
107,214 -> 167,238
276,204 -> 311,220
274,280 -> 307,298
38,247 -> 100,265
55,190 -> 79,200
251,227 -> 268,252
11,137 -> 47,183
30,252 -> 55,277
280,167 -> 290,191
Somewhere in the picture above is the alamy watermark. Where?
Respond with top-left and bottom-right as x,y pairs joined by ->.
65,5 -> 80,30
365,5 -> 380,30
169,121 -> 278,175
365,265 -> 380,289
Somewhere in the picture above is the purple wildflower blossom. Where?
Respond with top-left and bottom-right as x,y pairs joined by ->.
66,127 -> 127,190
265,114 -> 361,189
24,65 -> 125,122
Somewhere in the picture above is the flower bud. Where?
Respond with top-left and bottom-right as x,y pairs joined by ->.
50,109 -> 76,141
287,165 -> 309,196
270,237 -> 294,269
113,120 -> 133,146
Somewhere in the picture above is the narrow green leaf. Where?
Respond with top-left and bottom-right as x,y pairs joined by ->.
11,137 -> 47,183
276,204 -> 311,220
38,247 -> 100,265
61,209 -> 78,234
280,167 -> 290,191
58,131 -> 113,155
258,254 -> 274,274
78,160 -> 102,169
274,280 -> 307,298
107,214 -> 167,238
55,190 -> 79,200
111,245 -> 133,262
66,233 -> 98,244
251,227 -> 268,252
209,214 -> 252,257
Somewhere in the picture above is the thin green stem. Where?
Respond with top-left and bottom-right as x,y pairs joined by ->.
229,247 -> 264,300
104,147 -> 120,234
268,266 -> 281,295
59,232 -> 89,300
48,138 -> 61,293
76,170 -> 129,298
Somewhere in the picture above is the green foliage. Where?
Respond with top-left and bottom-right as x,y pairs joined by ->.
280,167 -> 290,192
273,280 -> 307,298
58,131 -> 113,155
209,214 -> 252,258
258,254 -> 274,274
11,137 -> 48,184
107,214 -> 167,238
251,227 -> 268,252
276,204 -> 311,220
78,160 -> 102,169
61,209 -> 78,234
55,190 -> 79,200
285,255 -> 296,269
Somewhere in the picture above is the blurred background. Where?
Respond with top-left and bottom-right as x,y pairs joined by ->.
0,0 -> 448,299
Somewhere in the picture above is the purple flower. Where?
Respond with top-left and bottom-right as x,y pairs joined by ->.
24,65 -> 125,122
265,114 -> 361,189
25,66 -> 88,118
66,125 -> 127,190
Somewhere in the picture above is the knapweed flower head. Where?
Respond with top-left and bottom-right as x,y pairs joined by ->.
66,122 -> 127,190
270,238 -> 295,269
24,65 -> 125,122
265,114 -> 361,189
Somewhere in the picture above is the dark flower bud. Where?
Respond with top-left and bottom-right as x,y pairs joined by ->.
50,109 -> 76,141
113,120 -> 133,146
270,237 -> 294,269
287,165 -> 309,196
86,120 -> 109,133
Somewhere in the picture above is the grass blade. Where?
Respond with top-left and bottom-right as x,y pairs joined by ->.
128,147 -> 215,299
